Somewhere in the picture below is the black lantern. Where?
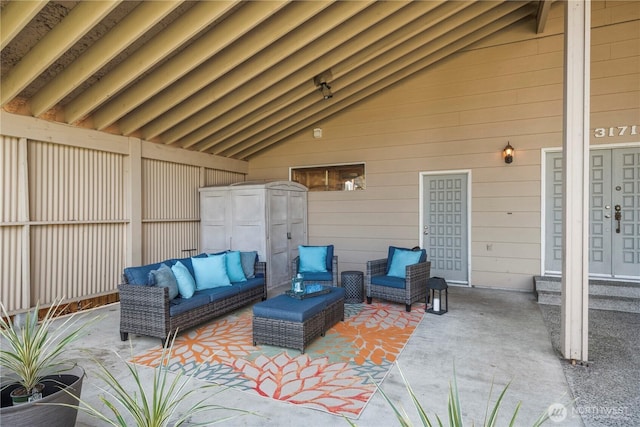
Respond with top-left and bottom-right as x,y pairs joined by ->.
426,277 -> 448,315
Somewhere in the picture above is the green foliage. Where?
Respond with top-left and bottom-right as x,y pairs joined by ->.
348,362 -> 550,427
71,333 -> 253,427
0,299 -> 95,394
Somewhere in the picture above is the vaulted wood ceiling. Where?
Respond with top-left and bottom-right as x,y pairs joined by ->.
1,1 -> 551,160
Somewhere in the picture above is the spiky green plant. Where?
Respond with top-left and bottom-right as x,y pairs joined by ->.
0,299 -> 95,396
69,332 -> 253,427
347,362 -> 550,427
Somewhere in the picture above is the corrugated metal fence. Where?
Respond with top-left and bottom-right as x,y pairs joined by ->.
0,136 -> 245,313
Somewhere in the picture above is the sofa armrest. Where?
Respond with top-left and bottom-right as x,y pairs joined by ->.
118,284 -> 170,340
405,261 -> 430,289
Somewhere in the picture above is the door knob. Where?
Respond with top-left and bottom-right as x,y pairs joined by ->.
423,225 -> 429,235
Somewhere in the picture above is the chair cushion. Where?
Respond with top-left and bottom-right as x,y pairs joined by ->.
298,245 -> 328,273
192,254 -> 232,290
171,261 -> 196,299
240,251 -> 258,278
386,246 -> 426,277
371,275 -> 407,289
388,249 -> 423,279
225,251 -> 247,282
148,263 -> 179,300
253,294 -> 327,323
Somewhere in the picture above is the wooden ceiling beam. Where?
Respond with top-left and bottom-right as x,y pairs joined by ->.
191,1 -> 466,154
93,1 -> 287,132
63,1 -> 238,125
30,1 -> 183,117
209,1 -> 499,156
0,1 -> 46,50
180,0 -> 420,151
119,0 -> 330,137
229,3 -> 533,159
0,1 -> 120,107
537,0 -> 552,34
135,1 -> 345,140
165,2 -> 404,148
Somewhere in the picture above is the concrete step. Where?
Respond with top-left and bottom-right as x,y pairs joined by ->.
534,276 -> 640,313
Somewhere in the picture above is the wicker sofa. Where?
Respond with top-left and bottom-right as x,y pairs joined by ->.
119,252 -> 267,344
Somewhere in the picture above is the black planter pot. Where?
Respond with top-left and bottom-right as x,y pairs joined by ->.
0,365 -> 84,427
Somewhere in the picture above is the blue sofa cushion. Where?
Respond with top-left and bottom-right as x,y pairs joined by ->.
172,261 -> 196,299
197,286 -> 240,303
124,262 -> 163,285
371,275 -> 407,289
233,277 -> 265,293
240,251 -> 258,278
169,293 -> 210,316
225,251 -> 247,282
148,263 -> 179,300
192,255 -> 231,290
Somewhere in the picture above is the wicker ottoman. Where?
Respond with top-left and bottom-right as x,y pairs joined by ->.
341,271 -> 364,303
252,287 -> 345,353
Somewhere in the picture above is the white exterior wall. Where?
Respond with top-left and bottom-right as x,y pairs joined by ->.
247,2 -> 640,291
0,113 -> 247,312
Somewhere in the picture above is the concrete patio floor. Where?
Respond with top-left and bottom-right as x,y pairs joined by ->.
64,286 -> 587,426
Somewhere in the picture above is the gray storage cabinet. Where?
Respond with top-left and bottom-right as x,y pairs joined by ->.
199,181 -> 308,288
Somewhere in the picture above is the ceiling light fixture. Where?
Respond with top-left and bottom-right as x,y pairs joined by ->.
318,81 -> 333,99
313,71 -> 333,100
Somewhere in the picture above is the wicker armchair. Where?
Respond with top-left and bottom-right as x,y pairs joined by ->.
291,244 -> 338,287
365,248 -> 430,312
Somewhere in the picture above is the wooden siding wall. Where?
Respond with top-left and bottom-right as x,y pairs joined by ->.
1,115 -> 247,313
247,1 -> 640,291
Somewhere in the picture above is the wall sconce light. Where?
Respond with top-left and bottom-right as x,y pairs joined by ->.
313,71 -> 333,100
503,142 -> 514,164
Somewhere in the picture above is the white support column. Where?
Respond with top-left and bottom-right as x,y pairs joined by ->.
561,0 -> 590,362
18,138 -> 31,307
127,138 -> 143,267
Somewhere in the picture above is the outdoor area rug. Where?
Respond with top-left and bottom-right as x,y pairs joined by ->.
132,300 -> 426,418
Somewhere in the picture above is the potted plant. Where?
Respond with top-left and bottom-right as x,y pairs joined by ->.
0,299 -> 95,426
71,332 -> 254,426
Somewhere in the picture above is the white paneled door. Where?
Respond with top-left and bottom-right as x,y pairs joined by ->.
545,147 -> 640,279
421,172 -> 469,284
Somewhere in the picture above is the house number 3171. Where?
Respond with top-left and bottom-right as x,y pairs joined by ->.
593,125 -> 638,138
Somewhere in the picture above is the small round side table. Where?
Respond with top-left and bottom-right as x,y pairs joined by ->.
341,271 -> 364,303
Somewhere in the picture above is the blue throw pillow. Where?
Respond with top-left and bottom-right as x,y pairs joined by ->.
298,245 -> 328,273
171,261 -> 196,299
192,254 -> 231,290
240,251 -> 257,278
149,263 -> 179,300
387,249 -> 423,279
225,251 -> 247,282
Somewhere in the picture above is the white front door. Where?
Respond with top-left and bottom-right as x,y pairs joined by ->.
545,147 -> 640,279
421,172 -> 469,284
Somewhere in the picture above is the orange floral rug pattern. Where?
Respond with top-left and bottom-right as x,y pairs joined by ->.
132,300 -> 425,418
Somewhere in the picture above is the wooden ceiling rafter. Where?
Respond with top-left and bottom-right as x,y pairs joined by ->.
0,0 -> 544,161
